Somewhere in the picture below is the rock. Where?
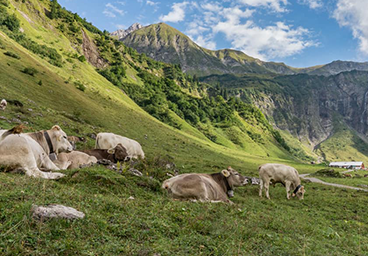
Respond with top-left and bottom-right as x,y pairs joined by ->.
31,204 -> 85,220
128,196 -> 135,200
128,168 -> 143,177
28,108 -> 33,112
358,184 -> 368,188
87,133 -> 97,140
11,118 -> 22,124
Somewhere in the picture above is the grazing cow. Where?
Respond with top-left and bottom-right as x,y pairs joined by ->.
96,132 -> 144,159
0,99 -> 7,110
67,136 -> 85,150
259,163 -> 305,200
0,125 -> 73,179
54,151 -> 97,169
80,143 -> 129,163
162,167 -> 248,203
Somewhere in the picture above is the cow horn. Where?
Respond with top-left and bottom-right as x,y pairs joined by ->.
51,125 -> 61,131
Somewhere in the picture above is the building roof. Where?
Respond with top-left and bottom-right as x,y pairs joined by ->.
329,162 -> 363,166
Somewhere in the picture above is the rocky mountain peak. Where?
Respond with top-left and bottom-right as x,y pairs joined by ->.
110,23 -> 143,40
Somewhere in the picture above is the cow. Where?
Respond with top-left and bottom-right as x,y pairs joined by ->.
0,99 -> 7,110
80,143 -> 129,163
0,125 -> 73,179
54,151 -> 98,169
258,163 -> 305,200
162,167 -> 248,203
67,136 -> 85,150
95,132 -> 144,159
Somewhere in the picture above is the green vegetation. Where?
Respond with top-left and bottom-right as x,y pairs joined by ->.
3,51 -> 20,59
1,1 -> 368,255
21,67 -> 38,76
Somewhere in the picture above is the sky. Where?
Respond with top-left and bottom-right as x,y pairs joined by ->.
58,0 -> 368,68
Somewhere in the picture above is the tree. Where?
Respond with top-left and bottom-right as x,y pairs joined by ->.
50,0 -> 59,19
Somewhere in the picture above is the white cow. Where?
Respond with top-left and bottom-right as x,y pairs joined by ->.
54,151 -> 97,170
95,132 -> 145,159
0,125 -> 73,179
259,163 -> 305,200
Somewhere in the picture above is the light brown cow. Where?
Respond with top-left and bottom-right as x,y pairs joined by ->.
259,163 -> 305,200
54,151 -> 97,169
0,125 -> 73,179
162,167 -> 248,203
67,136 -> 85,150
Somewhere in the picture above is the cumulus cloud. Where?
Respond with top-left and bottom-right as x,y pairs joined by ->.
182,1 -> 315,60
214,20 -> 315,60
159,2 -> 188,23
237,0 -> 288,12
334,0 -> 368,55
298,0 -> 322,9
104,3 -> 125,18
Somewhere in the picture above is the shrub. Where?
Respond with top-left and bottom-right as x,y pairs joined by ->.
22,67 -> 38,76
2,13 -> 19,31
78,55 -> 86,62
3,51 -> 20,59
74,81 -> 86,91
38,80 -> 42,86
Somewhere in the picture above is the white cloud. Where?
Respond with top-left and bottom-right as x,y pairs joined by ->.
334,0 -> 368,55
104,3 -> 125,18
298,0 -> 322,9
238,0 -> 288,12
213,20 -> 315,60
193,35 -> 217,50
103,10 -> 116,18
146,0 -> 158,6
159,2 -> 188,23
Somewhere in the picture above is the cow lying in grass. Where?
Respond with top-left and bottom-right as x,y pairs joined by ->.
259,163 -> 305,200
162,167 -> 248,203
80,143 -> 129,163
54,151 -> 98,170
0,125 -> 73,179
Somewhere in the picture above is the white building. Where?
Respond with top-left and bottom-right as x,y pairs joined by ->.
329,162 -> 364,169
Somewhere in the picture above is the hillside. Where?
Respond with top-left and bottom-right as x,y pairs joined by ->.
1,1 -> 368,255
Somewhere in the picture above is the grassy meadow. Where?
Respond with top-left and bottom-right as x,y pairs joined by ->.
1,0 -> 368,255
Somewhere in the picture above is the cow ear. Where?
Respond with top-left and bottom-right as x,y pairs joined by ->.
52,125 -> 61,131
107,148 -> 115,154
222,169 -> 230,177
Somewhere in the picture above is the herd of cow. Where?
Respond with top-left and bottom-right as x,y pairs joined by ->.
0,123 -> 305,203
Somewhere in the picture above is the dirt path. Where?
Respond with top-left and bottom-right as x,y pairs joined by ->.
300,173 -> 368,192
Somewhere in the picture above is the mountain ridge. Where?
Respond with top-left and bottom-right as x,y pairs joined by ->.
113,22 -> 368,77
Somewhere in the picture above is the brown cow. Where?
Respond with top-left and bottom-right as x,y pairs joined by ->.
79,143 -> 129,163
162,167 -> 248,203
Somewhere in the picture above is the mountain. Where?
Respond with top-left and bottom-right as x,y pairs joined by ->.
116,22 -> 368,77
110,22 -> 143,40
1,1 -> 368,255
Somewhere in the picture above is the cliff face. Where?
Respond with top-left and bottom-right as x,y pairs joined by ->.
252,71 -> 368,149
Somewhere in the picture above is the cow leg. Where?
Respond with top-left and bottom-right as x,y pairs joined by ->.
285,181 -> 291,199
41,156 -> 60,171
265,182 -> 270,199
259,179 -> 264,197
23,166 -> 65,179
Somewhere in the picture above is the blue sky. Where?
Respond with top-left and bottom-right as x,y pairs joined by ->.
58,0 -> 368,68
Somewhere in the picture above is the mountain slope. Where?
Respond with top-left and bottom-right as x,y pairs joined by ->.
117,23 -> 368,77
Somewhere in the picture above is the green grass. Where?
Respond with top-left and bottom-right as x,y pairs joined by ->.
1,167 -> 368,255
1,1 -> 368,255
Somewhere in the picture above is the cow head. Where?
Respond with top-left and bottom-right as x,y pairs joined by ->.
222,166 -> 248,193
50,125 -> 73,153
292,185 -> 305,200
107,143 -> 129,162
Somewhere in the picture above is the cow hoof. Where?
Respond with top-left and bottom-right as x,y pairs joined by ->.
48,172 -> 65,180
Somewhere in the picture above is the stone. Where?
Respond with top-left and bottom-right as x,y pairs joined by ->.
128,168 -> 143,177
31,204 -> 85,220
